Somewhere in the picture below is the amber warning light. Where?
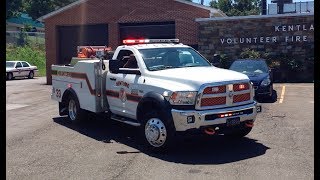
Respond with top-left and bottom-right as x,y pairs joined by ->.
239,84 -> 245,90
123,39 -> 179,45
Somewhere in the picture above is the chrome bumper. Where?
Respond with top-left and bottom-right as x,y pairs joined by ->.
171,102 -> 261,131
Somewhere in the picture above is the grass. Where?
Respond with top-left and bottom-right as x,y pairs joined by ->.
6,44 -> 46,76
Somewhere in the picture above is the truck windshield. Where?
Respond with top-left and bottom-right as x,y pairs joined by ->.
139,47 -> 211,71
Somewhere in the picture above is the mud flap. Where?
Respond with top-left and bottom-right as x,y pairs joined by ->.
256,104 -> 262,113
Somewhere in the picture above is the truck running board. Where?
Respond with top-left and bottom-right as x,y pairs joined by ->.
110,115 -> 141,127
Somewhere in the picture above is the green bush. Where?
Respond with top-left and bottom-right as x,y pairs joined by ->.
6,44 -> 46,76
219,53 -> 233,69
239,48 -> 261,59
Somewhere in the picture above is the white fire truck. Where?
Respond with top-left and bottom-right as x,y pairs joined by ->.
51,39 -> 261,150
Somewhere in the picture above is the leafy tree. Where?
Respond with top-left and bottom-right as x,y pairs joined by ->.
25,0 -> 77,20
210,0 -> 232,13
6,0 -> 77,20
6,0 -> 24,18
17,28 -> 28,46
210,0 -> 261,16
24,0 -> 56,20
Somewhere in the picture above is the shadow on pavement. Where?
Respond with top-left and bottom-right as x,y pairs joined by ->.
255,90 -> 278,103
53,116 -> 270,165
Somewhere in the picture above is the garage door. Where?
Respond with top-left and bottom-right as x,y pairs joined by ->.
57,24 -> 108,64
119,21 -> 175,42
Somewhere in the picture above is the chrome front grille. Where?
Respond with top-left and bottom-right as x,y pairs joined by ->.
201,96 -> 226,106
195,80 -> 253,110
233,93 -> 250,103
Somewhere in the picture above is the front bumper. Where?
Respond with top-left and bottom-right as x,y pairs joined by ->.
254,84 -> 272,96
34,70 -> 39,77
171,102 -> 261,131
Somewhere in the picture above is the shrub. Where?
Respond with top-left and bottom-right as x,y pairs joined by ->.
219,53 -> 233,69
239,48 -> 261,59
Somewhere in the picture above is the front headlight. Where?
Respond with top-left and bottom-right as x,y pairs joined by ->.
261,77 -> 271,86
168,91 -> 197,105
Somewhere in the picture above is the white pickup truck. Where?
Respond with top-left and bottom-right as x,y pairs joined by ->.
51,39 -> 261,151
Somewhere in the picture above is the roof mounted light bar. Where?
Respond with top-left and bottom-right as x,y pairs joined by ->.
123,39 -> 179,45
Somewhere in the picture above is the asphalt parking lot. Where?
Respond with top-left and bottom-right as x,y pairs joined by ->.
6,77 -> 314,179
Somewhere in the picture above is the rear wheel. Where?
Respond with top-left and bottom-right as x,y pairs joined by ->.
142,111 -> 175,152
28,71 -> 34,79
7,73 -> 13,80
67,95 -> 86,122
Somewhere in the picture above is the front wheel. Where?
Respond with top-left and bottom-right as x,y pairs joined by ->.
142,111 -> 175,151
67,95 -> 86,122
28,71 -> 34,79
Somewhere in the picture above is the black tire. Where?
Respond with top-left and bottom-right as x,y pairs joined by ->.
28,71 -> 34,79
141,110 -> 176,152
7,73 -> 13,80
66,94 -> 86,123
225,127 -> 252,138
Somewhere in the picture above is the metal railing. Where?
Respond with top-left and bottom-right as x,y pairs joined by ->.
6,31 -> 45,47
268,1 -> 314,14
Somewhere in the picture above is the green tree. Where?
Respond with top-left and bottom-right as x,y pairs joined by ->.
210,0 -> 261,16
6,0 -> 77,20
210,0 -> 232,13
25,0 -> 77,20
6,0 -> 24,18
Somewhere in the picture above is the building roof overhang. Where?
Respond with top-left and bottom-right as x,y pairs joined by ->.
37,0 -> 226,22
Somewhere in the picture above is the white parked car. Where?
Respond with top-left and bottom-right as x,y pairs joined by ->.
6,61 -> 38,80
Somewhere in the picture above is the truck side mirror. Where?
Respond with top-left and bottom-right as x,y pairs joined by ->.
109,60 -> 120,73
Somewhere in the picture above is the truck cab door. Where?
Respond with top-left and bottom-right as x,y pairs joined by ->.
21,61 -> 31,76
106,49 -> 143,119
14,62 -> 23,77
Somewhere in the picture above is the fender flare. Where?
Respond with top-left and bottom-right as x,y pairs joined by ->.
136,92 -> 173,123
59,88 -> 79,116
62,88 -> 78,103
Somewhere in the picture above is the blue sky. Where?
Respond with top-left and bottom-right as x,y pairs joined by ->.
194,0 -> 313,6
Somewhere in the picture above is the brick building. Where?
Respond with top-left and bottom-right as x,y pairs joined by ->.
39,0 -> 225,84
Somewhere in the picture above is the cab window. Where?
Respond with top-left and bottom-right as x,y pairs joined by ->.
22,62 -> 30,67
15,62 -> 22,68
116,50 -> 138,69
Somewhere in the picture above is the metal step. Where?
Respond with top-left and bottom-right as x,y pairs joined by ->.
110,115 -> 141,127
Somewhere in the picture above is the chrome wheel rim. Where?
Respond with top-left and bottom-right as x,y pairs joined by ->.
8,73 -> 12,80
68,99 -> 77,121
145,118 -> 167,147
30,72 -> 34,78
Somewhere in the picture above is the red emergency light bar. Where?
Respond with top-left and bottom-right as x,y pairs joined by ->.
123,39 -> 179,45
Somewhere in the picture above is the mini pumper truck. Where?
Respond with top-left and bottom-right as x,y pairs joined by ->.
51,39 -> 261,150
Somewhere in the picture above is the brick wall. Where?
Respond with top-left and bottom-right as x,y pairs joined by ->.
197,14 -> 314,61
44,0 -> 211,84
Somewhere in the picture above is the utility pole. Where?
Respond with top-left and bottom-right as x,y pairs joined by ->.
262,0 -> 267,15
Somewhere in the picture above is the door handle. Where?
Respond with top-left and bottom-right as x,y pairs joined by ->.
109,78 -> 116,81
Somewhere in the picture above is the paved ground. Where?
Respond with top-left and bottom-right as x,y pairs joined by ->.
6,77 -> 314,180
